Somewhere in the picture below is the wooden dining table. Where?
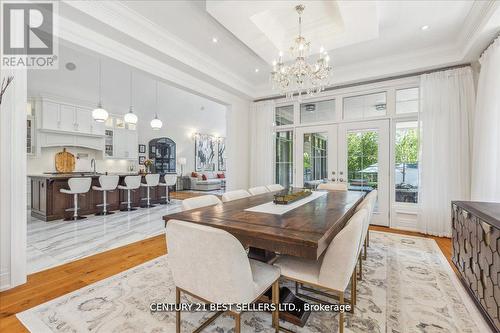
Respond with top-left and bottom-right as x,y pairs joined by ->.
163,189 -> 365,326
163,189 -> 365,260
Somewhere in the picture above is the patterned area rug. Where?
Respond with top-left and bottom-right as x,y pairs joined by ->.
17,232 -> 490,332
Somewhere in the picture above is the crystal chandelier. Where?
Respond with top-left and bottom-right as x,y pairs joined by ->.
271,4 -> 332,100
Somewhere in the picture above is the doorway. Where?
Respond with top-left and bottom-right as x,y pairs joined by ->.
296,119 -> 390,226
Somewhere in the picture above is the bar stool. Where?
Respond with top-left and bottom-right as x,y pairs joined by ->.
92,175 -> 119,216
159,174 -> 177,204
118,175 -> 141,211
140,174 -> 160,208
60,177 -> 92,221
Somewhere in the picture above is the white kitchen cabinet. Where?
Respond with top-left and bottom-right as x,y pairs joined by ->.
59,104 -> 76,132
111,128 -> 138,160
75,107 -> 92,133
41,101 -> 59,131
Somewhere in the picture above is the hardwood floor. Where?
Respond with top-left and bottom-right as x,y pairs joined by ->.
0,225 -> 452,333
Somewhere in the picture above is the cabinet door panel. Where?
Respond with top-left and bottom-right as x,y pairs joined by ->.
127,131 -> 138,159
59,105 -> 76,132
42,101 -> 60,130
75,108 -> 92,134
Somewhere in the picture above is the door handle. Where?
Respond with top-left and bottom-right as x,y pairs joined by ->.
339,178 -> 344,182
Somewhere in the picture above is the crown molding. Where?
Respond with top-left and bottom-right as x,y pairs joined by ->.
63,0 -> 257,98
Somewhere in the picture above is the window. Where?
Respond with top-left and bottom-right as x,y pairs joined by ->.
396,88 -> 419,114
343,92 -> 386,120
275,105 -> 293,126
300,99 -> 335,124
394,121 -> 419,203
275,131 -> 293,188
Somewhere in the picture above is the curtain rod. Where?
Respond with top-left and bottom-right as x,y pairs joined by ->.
254,63 -> 471,102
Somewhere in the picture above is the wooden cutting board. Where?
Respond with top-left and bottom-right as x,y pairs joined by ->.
55,148 -> 75,173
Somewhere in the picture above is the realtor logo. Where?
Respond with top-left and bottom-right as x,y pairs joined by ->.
1,1 -> 58,68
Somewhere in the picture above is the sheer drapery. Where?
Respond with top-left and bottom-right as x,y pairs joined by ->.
249,100 -> 274,187
418,67 -> 475,237
471,37 -> 500,202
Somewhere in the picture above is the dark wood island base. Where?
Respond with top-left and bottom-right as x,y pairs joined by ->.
30,173 -> 176,221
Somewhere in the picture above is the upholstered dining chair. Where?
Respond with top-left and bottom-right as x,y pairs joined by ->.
221,189 -> 251,202
317,182 -> 348,191
248,186 -> 270,196
167,220 -> 281,333
181,194 -> 222,211
355,190 -> 378,250
266,184 -> 285,192
274,209 -> 367,333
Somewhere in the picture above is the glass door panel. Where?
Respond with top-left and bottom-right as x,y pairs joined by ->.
296,125 -> 337,189
275,131 -> 294,188
338,120 -> 390,226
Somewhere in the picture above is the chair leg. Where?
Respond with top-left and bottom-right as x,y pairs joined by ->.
127,190 -> 131,210
350,267 -> 356,312
103,191 -> 107,214
367,230 -> 370,247
363,237 -> 367,260
176,287 -> 181,333
338,291 -> 344,333
233,312 -> 241,333
358,255 -> 363,280
272,280 -> 280,332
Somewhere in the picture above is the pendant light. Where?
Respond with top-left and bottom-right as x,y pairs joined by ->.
150,80 -> 163,130
92,58 -> 109,123
124,70 -> 138,124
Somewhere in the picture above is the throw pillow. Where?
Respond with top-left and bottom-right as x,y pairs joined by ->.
217,173 -> 225,179
202,174 -> 208,181
191,172 -> 198,178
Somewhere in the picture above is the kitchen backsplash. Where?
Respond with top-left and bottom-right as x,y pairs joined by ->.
28,147 -> 137,174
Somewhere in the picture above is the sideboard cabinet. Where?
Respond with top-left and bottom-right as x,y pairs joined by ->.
452,201 -> 500,331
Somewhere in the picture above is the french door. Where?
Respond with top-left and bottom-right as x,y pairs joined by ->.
296,119 -> 390,226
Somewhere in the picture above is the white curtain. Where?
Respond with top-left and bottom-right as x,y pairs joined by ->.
249,100 -> 275,187
418,67 -> 475,237
471,37 -> 500,202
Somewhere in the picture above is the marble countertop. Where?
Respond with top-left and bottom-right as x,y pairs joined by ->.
28,172 -> 177,179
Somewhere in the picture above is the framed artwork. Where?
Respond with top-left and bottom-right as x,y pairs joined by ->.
195,134 -> 216,171
217,137 -> 226,171
138,144 -> 146,154
139,155 -> 146,165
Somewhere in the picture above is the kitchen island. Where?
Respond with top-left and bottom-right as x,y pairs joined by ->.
29,173 -> 176,221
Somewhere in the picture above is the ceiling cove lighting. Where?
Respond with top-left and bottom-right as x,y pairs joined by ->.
124,70 -> 138,125
150,80 -> 163,130
92,58 -> 109,123
271,4 -> 332,101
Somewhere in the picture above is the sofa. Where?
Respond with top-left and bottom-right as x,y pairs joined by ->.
189,171 -> 224,191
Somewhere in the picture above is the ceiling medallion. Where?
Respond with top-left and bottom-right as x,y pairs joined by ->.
270,4 -> 332,101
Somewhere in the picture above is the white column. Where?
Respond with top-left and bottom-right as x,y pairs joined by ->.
0,67 -> 27,290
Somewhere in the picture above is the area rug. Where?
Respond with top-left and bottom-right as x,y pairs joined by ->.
17,231 -> 491,332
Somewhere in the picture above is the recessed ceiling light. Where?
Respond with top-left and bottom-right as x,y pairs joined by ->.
212,37 -> 218,43
255,68 -> 259,73
421,25 -> 429,31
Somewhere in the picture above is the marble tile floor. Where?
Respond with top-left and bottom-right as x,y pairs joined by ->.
27,200 -> 183,274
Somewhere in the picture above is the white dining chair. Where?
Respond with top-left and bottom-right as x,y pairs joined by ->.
182,194 -> 222,211
317,182 -> 348,191
355,190 -> 378,250
167,220 -> 281,333
221,189 -> 251,202
274,209 -> 367,333
266,184 -> 285,192
248,186 -> 270,196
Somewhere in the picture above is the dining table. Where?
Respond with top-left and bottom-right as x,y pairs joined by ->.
163,188 -> 365,326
